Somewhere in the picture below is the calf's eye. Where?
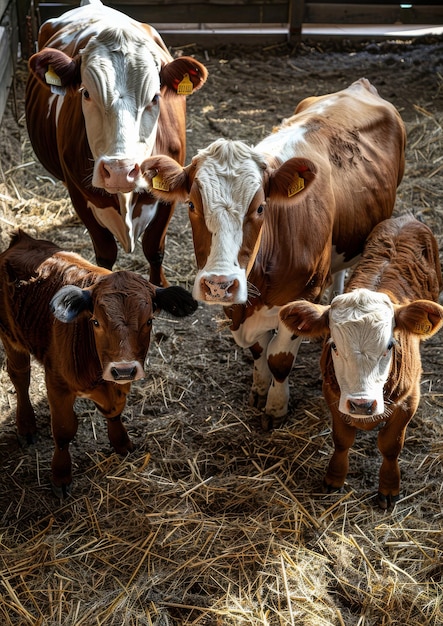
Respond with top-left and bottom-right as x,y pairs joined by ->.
188,201 -> 195,212
330,341 -> 338,355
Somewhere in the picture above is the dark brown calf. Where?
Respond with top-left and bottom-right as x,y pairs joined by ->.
0,231 -> 197,496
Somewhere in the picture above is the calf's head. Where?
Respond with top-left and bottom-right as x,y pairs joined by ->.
50,271 -> 197,382
280,288 -> 443,418
141,139 -> 316,304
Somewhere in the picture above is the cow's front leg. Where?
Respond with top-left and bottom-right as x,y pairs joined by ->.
93,382 -> 133,454
4,341 -> 37,443
323,414 -> 356,493
377,406 -> 412,509
263,324 -> 303,430
46,380 -> 78,498
249,331 -> 273,411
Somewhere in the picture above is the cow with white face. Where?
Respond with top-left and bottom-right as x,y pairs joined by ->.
25,0 -> 207,284
280,216 -> 443,507
141,78 -> 406,428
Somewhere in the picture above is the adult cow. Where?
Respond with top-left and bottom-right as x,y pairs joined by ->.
280,215 -> 443,508
140,78 -> 406,428
25,0 -> 207,285
0,230 -> 197,497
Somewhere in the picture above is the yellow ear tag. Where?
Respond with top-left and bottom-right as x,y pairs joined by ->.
45,65 -> 62,87
152,174 -> 170,192
177,73 -> 193,95
288,173 -> 305,197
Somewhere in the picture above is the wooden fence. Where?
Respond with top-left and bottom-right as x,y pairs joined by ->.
1,1 -> 442,124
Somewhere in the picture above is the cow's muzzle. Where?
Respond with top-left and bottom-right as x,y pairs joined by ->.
347,398 -> 378,416
103,361 -> 145,383
200,275 -> 240,303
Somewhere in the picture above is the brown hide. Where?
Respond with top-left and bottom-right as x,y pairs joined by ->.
321,216 -> 443,508
25,1 -> 207,283
0,231 -> 196,496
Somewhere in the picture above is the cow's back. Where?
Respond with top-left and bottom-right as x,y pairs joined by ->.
347,215 -> 443,304
274,78 -> 406,266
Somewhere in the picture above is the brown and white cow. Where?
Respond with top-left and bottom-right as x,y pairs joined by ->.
140,78 -> 406,428
0,230 -> 197,496
25,0 -> 207,285
280,215 -> 443,508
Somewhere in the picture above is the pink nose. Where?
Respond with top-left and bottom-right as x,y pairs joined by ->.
202,275 -> 238,302
99,159 -> 140,192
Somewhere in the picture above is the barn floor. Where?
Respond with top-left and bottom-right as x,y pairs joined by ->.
0,33 -> 442,625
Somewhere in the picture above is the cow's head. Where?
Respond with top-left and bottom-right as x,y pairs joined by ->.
28,31 -> 207,194
141,139 -> 316,304
50,271 -> 197,383
280,288 -> 443,418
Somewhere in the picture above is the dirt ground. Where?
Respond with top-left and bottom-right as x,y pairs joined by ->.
0,29 -> 442,625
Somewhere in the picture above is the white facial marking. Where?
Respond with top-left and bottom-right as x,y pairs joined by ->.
329,288 -> 395,417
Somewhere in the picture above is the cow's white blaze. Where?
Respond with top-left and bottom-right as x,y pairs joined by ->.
328,288 -> 395,416
192,140 -> 266,303
80,28 -> 162,193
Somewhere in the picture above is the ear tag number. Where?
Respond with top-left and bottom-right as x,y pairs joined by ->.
152,174 -> 170,191
415,321 -> 432,334
288,173 -> 305,197
177,73 -> 193,95
45,65 -> 62,87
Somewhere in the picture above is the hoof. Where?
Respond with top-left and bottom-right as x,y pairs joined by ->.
377,492 -> 400,510
249,391 -> 267,411
322,479 -> 342,494
17,432 -> 38,446
51,481 -> 73,499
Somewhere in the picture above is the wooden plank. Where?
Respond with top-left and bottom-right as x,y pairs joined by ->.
303,3 -> 443,24
0,25 -> 14,125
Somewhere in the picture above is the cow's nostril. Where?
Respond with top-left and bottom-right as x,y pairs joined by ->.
111,366 -> 137,380
348,399 -> 377,415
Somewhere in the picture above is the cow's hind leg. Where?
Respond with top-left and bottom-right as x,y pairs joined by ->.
141,200 -> 174,287
4,341 -> 37,443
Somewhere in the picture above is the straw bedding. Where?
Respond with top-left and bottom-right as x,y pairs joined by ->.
0,34 -> 442,625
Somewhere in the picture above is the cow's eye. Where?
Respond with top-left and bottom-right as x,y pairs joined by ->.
331,341 -> 338,355
152,94 -> 160,105
188,201 -> 195,212
147,318 -> 153,327
91,318 -> 99,327
82,89 -> 90,100
383,340 -> 395,357
257,204 -> 264,215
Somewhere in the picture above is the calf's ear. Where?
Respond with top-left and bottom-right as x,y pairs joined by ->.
394,300 -> 443,339
153,285 -> 198,318
141,155 -> 191,202
160,57 -> 208,94
50,285 -> 93,323
280,300 -> 330,337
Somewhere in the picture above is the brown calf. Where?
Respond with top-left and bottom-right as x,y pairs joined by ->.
280,216 -> 443,508
0,231 -> 197,496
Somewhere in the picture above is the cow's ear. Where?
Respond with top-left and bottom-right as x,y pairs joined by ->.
28,48 -> 81,91
280,300 -> 330,337
160,57 -> 208,95
394,300 -> 443,339
141,155 -> 191,202
152,285 -> 198,317
267,158 -> 317,206
50,285 -> 93,323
